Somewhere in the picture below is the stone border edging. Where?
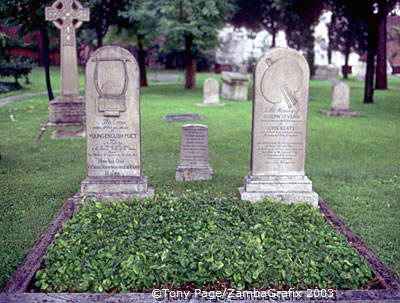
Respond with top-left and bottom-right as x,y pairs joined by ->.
1,197 -> 399,303
2,196 -> 76,293
318,199 -> 400,290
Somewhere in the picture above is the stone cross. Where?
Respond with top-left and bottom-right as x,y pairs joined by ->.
239,48 -> 318,206
46,0 -> 89,100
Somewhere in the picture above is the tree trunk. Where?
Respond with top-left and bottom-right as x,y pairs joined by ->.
39,25 -> 54,101
343,48 -> 350,79
137,35 -> 148,87
96,27 -> 104,48
271,23 -> 277,48
364,17 -> 378,104
184,35 -> 196,89
375,13 -> 388,89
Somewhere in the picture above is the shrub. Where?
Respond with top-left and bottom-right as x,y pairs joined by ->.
0,61 -> 32,85
35,192 -> 373,292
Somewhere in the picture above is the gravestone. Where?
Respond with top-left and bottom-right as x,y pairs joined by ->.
164,114 -> 205,122
239,48 -> 318,206
320,82 -> 360,117
45,0 -> 89,127
197,78 -> 225,106
80,46 -> 154,201
175,124 -> 212,181
312,65 -> 340,83
151,73 -> 180,83
221,72 -> 248,101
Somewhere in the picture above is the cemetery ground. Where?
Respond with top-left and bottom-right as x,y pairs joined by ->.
0,68 -> 399,292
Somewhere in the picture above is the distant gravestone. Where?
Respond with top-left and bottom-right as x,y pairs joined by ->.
239,48 -> 318,206
197,78 -> 225,106
80,46 -> 154,201
320,82 -> 360,117
164,114 -> 205,122
175,124 -> 212,181
221,72 -> 248,101
45,0 -> 89,127
312,65 -> 340,83
151,73 -> 180,83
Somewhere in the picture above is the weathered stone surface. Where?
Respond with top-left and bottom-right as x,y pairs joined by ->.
320,81 -> 360,117
80,46 -> 153,201
312,65 -> 340,82
197,78 -> 225,106
165,114 -> 205,122
239,47 -> 318,206
175,124 -> 212,181
51,128 -> 85,139
151,73 -> 179,82
221,72 -> 248,101
45,0 -> 89,126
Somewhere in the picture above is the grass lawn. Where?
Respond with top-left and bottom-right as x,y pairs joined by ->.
0,68 -> 399,290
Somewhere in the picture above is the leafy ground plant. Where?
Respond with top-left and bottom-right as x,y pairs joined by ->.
35,191 -> 373,292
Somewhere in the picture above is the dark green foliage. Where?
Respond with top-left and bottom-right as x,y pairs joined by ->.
35,192 -> 372,292
0,62 -> 32,86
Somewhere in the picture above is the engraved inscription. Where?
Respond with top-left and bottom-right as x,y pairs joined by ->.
180,125 -> 209,166
252,50 -> 309,175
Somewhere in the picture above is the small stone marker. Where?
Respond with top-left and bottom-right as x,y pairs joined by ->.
320,82 -> 360,117
175,124 -> 212,181
165,114 -> 205,122
80,46 -> 154,201
45,0 -> 89,127
221,72 -> 249,101
197,78 -> 225,106
239,47 -> 318,206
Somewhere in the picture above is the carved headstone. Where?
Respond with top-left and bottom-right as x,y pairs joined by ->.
175,124 -> 212,181
197,78 -> 225,106
45,0 -> 89,128
239,48 -> 318,206
80,46 -> 154,201
320,82 -> 360,117
221,72 -> 248,101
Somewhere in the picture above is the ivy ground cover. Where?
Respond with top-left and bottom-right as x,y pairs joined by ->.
35,192 -> 373,292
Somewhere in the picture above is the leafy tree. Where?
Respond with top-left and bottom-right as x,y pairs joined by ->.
274,0 -> 326,76
327,12 -> 368,78
118,0 -> 160,87
331,0 -> 398,103
82,0 -> 131,48
154,0 -> 234,89
0,0 -> 55,100
231,0 -> 284,48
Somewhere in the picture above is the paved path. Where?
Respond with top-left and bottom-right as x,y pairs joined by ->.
0,91 -> 51,108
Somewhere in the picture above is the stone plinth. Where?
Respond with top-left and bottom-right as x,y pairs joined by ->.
238,47 -> 318,206
175,124 -> 212,181
221,72 -> 248,101
320,82 -> 360,117
80,46 -> 153,201
48,96 -> 85,125
197,78 -> 225,106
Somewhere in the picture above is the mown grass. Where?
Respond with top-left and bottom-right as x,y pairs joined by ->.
0,69 -> 399,290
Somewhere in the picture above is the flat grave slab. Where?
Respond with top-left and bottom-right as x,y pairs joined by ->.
151,73 -> 180,83
164,114 -> 205,122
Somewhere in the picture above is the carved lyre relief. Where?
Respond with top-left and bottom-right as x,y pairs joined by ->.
261,57 -> 303,109
93,57 -> 130,117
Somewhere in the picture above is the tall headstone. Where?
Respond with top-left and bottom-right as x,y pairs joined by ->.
175,124 -> 212,181
239,48 -> 318,206
221,72 -> 249,101
45,0 -> 89,126
197,78 -> 225,106
320,82 -> 360,117
80,46 -> 154,201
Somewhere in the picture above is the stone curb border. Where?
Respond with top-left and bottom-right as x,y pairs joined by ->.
1,197 -> 399,302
